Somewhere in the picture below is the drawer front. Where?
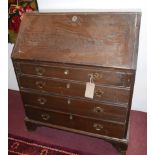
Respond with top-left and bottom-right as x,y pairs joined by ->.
25,107 -> 125,138
21,91 -> 94,116
19,76 -> 130,104
18,63 -> 132,87
22,91 -> 127,123
93,102 -> 127,122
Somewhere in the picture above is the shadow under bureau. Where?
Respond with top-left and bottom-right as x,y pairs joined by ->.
12,12 -> 141,155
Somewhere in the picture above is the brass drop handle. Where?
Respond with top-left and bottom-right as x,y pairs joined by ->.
94,107 -> 104,113
93,123 -> 103,131
66,83 -> 70,89
41,113 -> 50,121
37,97 -> 47,105
95,89 -> 104,97
88,73 -> 102,80
35,67 -> 45,76
67,99 -> 71,105
64,69 -> 69,75
35,81 -> 46,89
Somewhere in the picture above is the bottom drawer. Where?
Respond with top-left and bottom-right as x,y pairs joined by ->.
25,107 -> 125,138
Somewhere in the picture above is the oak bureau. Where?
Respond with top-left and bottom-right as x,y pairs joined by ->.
12,12 -> 141,155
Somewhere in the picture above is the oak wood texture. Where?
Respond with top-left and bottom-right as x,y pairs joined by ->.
22,91 -> 127,123
19,75 -> 130,104
12,12 -> 141,154
12,12 -> 140,69
25,106 -> 125,139
17,62 -> 133,87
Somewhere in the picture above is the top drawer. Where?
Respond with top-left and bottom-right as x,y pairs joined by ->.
15,62 -> 133,88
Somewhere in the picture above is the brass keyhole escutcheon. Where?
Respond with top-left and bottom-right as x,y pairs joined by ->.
66,83 -> 70,89
64,69 -> 69,75
67,99 -> 71,104
69,114 -> 73,120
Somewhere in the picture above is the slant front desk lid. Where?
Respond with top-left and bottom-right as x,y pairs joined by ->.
12,12 -> 141,69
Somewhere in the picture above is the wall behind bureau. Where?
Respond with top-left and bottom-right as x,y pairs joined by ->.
8,0 -> 147,112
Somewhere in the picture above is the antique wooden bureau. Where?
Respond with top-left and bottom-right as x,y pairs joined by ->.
12,12 -> 141,155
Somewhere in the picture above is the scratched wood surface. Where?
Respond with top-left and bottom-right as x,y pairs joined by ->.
12,12 -> 141,69
11,12 -> 141,154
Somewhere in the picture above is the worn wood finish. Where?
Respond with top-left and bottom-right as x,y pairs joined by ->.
19,75 -> 130,104
18,62 -> 133,87
21,91 -> 127,122
12,12 -> 140,69
25,106 -> 125,139
12,12 -> 141,155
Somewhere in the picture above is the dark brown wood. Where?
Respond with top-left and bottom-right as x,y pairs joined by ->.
18,62 -> 133,87
112,142 -> 128,155
18,75 -> 131,104
25,120 -> 37,131
11,12 -> 141,155
25,116 -> 128,141
21,91 -> 127,123
12,12 -> 141,70
25,106 -> 125,139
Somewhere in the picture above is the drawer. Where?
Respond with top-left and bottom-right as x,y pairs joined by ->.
19,76 -> 130,104
22,91 -> 93,117
17,62 -> 132,87
22,91 -> 127,123
25,107 -> 125,138
93,102 -> 127,123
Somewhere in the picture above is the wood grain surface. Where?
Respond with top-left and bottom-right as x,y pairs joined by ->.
11,12 -> 141,155
12,12 -> 141,69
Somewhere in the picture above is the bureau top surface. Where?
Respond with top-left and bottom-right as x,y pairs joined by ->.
12,12 -> 141,69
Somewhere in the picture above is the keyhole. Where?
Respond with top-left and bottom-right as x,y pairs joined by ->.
72,16 -> 78,22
